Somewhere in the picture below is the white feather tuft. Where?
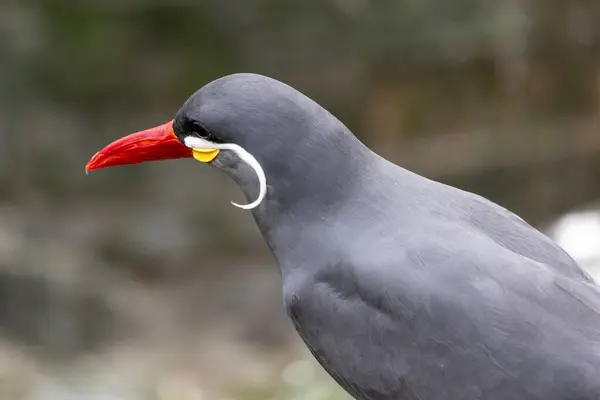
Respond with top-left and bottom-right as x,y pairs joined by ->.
184,136 -> 267,210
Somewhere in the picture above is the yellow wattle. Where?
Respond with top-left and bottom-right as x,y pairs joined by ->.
192,148 -> 220,163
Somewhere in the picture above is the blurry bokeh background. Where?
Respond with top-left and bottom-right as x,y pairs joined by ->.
0,1 -> 599,399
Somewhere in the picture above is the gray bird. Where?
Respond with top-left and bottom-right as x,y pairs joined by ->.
86,73 -> 600,400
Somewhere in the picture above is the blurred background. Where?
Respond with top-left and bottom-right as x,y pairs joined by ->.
0,1 -> 599,399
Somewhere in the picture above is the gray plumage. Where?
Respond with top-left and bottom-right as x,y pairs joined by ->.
173,73 -> 600,400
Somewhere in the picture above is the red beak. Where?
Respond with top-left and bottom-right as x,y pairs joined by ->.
85,120 -> 192,172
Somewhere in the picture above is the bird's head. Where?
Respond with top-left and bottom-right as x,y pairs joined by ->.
86,73 -> 368,213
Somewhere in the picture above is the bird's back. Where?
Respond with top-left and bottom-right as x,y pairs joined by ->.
380,158 -> 591,280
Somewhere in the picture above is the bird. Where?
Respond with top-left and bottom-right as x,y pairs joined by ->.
86,73 -> 600,400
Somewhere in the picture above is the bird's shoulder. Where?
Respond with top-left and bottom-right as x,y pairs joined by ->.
286,219 -> 600,328
372,166 -> 590,281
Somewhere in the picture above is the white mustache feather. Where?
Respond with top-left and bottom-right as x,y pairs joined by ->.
184,136 -> 267,210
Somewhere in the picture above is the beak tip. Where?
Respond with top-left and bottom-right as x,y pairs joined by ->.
85,152 -> 102,173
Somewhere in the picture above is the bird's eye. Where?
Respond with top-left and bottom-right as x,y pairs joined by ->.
191,121 -> 221,143
192,122 -> 210,139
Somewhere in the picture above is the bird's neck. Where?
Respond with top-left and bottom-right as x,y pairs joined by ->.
261,132 -> 370,202
244,132 -> 378,259
244,144 -> 425,279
